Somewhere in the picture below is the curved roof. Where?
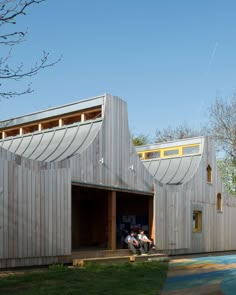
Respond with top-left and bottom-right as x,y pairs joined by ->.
0,119 -> 102,162
143,155 -> 201,185
138,137 -> 204,185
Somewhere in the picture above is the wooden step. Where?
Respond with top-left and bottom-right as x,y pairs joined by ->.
72,253 -> 169,267
72,249 -> 132,259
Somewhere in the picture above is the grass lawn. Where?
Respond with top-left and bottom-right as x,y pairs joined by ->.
0,261 -> 168,295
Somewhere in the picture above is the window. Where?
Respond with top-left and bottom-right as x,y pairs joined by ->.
163,149 -> 179,157
207,165 -> 212,183
145,151 -> 160,159
217,193 -> 222,211
193,211 -> 202,232
183,145 -> 200,155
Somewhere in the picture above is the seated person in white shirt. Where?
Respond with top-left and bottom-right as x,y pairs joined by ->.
137,229 -> 155,254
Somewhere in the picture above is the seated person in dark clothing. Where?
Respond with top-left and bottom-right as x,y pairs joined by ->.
137,229 -> 155,254
125,231 -> 145,255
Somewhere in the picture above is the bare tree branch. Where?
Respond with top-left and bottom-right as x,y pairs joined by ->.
155,124 -> 203,143
0,31 -> 25,46
0,51 -> 61,80
0,0 -> 45,25
0,0 -> 60,99
0,84 -> 32,99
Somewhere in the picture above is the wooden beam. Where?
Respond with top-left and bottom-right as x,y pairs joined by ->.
148,196 -> 155,240
108,191 -> 116,250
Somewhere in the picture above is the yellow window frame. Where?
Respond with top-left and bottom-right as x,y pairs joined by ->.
137,143 -> 201,161
181,144 -> 200,156
162,147 -> 179,157
193,211 -> 202,232
145,150 -> 161,160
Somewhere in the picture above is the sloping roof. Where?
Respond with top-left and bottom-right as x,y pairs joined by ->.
0,119 -> 102,162
136,137 -> 204,185
0,95 -> 104,129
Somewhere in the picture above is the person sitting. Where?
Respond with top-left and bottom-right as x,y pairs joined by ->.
125,231 -> 145,256
137,229 -> 155,254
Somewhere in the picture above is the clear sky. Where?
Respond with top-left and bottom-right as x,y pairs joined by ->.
1,0 -> 236,139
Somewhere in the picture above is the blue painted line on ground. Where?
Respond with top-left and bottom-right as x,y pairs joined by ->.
170,255 -> 236,267
163,265 -> 236,291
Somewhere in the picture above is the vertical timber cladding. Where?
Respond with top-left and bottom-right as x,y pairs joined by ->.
0,149 -> 72,267
155,182 -> 191,251
70,94 -> 154,193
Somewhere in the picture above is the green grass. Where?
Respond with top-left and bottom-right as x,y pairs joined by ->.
0,261 -> 168,295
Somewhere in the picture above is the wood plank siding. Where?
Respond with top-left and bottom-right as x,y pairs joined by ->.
0,150 -> 71,268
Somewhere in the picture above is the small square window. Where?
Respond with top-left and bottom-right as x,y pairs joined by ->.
193,211 -> 202,232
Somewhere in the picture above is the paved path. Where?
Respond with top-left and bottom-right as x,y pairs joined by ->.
161,255 -> 236,295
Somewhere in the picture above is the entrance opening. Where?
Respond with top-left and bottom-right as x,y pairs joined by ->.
72,185 -> 153,251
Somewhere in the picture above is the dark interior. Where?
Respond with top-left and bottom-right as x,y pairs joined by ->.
72,185 -> 151,250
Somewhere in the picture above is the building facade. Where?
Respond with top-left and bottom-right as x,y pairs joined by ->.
0,93 -> 235,268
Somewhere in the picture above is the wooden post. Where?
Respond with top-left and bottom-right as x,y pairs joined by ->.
59,118 -> 64,127
108,191 -> 116,250
148,196 -> 155,240
81,113 -> 86,122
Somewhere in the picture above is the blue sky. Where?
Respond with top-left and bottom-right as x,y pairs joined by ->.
1,0 -> 236,139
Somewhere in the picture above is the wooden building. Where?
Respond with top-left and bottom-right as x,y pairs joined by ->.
0,94 -> 154,268
0,93 -> 236,268
136,137 -> 236,255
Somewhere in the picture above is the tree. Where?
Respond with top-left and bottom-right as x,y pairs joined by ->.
132,132 -> 150,146
208,95 -> 236,162
154,124 -> 203,143
0,0 -> 60,99
206,94 -> 236,195
217,158 -> 236,195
